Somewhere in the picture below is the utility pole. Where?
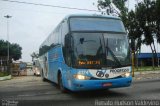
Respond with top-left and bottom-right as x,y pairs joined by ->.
4,15 -> 12,72
157,40 -> 159,67
4,15 -> 12,64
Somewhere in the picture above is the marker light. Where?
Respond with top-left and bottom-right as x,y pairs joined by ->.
73,74 -> 90,80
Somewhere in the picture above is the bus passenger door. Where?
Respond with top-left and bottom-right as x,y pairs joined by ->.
43,55 -> 48,78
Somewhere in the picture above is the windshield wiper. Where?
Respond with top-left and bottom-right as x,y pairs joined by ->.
106,46 -> 122,67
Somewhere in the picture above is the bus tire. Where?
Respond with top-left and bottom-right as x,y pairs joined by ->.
58,73 -> 67,93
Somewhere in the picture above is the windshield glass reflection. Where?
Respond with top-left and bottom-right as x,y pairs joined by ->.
71,33 -> 130,69
104,33 -> 130,66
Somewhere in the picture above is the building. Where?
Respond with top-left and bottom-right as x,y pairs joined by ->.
138,53 -> 160,66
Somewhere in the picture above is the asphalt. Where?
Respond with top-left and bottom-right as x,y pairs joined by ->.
0,72 -> 160,106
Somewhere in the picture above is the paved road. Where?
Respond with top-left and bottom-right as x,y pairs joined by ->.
0,76 -> 160,106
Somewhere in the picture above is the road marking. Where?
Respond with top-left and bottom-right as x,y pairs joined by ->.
17,91 -> 61,97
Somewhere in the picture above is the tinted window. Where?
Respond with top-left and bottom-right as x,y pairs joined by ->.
70,17 -> 125,32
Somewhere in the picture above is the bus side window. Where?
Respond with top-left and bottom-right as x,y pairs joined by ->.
65,34 -> 69,48
64,34 -> 71,66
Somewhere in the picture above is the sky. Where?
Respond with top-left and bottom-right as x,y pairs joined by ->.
0,0 -> 158,62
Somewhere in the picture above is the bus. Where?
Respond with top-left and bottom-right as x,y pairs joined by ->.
39,14 -> 132,92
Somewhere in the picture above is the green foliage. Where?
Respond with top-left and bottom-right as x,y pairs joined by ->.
97,0 -> 160,67
10,43 -> 22,60
97,0 -> 128,26
156,0 -> 160,43
0,40 -> 22,61
136,0 -> 156,46
98,0 -> 111,9
136,66 -> 160,71
97,0 -> 160,51
31,52 -> 39,61
0,40 -> 8,56
0,72 -> 9,77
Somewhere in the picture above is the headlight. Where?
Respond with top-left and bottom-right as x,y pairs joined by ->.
37,71 -> 40,75
121,72 -> 131,77
125,72 -> 131,77
73,74 -> 90,80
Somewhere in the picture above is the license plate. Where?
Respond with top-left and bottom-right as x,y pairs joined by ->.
102,83 -> 112,87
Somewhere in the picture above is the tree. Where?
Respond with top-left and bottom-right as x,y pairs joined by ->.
31,52 -> 39,61
97,0 -> 140,66
97,0 -> 128,26
10,43 -> 22,61
135,0 -> 158,67
0,40 -> 22,61
97,0 -> 160,67
156,0 -> 160,43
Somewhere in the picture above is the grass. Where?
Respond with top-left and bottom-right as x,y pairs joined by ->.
0,72 -> 10,77
135,66 -> 160,71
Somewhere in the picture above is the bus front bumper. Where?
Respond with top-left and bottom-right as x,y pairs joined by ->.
69,77 -> 132,91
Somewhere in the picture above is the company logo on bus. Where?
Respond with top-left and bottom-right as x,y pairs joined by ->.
110,68 -> 129,73
96,70 -> 109,78
96,71 -> 104,77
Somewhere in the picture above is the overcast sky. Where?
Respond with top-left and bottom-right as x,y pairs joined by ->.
0,0 -> 158,62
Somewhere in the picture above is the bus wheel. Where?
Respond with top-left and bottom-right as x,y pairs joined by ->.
58,73 -> 67,93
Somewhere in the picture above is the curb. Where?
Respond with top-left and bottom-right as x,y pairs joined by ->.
134,70 -> 160,75
0,75 -> 12,81
133,78 -> 160,83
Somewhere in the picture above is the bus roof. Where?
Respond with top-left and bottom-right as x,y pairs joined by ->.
39,14 -> 121,49
63,14 -> 121,20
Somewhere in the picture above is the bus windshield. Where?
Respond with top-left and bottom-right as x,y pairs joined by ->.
70,17 -> 126,33
104,33 -> 130,67
72,33 -> 130,69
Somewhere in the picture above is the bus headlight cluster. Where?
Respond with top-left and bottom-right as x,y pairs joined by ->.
73,74 -> 90,80
121,72 -> 131,77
